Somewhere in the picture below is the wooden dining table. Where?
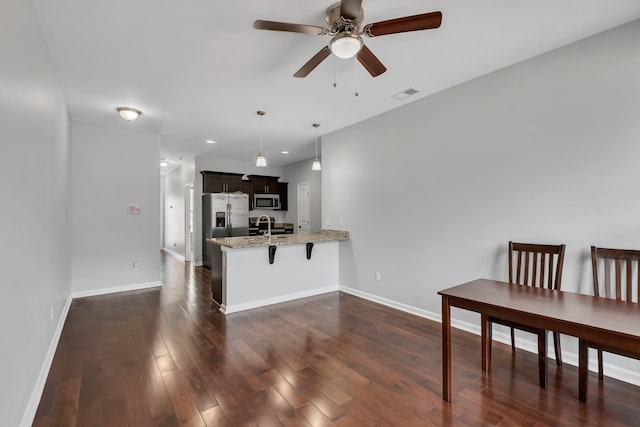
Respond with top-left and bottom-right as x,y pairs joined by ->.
438,278 -> 640,402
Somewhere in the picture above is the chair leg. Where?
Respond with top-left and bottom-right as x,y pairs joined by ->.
597,349 -> 604,380
510,327 -> 515,352
553,332 -> 562,366
537,331 -> 547,388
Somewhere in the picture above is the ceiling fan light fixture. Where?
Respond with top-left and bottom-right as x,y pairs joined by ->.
329,33 -> 363,59
116,107 -> 142,121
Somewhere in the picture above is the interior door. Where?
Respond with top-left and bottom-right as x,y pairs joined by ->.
297,182 -> 310,234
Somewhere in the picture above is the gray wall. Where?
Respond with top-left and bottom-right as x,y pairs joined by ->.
71,123 -> 160,293
282,157 -> 322,233
323,21 -> 640,377
0,0 -> 72,425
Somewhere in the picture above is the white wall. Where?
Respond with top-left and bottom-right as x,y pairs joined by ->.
323,21 -> 640,377
0,1 -> 71,425
71,124 -> 160,293
193,154 -> 284,264
282,157 -> 322,233
163,160 -> 195,258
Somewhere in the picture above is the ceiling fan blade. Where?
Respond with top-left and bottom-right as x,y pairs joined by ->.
254,20 -> 326,35
340,0 -> 362,20
364,11 -> 442,37
357,45 -> 387,77
294,46 -> 331,78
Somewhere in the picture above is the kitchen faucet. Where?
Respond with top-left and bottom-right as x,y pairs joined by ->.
256,215 -> 272,244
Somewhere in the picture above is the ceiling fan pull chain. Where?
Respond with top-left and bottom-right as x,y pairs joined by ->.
354,56 -> 359,97
333,55 -> 338,88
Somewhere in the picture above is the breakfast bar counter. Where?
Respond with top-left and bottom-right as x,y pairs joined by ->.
207,230 -> 349,314
212,229 -> 349,249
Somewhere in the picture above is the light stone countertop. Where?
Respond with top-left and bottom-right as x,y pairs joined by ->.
208,229 -> 349,249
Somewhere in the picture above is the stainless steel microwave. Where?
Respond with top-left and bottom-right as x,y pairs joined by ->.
254,194 -> 280,209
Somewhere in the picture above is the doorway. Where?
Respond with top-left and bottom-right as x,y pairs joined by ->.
185,183 -> 194,262
297,182 -> 310,234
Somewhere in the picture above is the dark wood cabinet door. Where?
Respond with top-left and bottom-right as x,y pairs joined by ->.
264,177 -> 280,194
226,175 -> 244,192
277,182 -> 288,211
251,176 -> 267,193
203,173 -> 225,193
243,180 -> 254,210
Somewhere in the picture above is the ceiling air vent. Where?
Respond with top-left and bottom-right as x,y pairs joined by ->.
391,87 -> 420,100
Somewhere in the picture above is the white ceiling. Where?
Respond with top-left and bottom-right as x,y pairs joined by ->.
33,0 -> 640,173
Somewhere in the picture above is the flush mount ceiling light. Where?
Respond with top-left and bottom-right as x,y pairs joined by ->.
312,123 -> 321,171
256,110 -> 267,167
160,159 -> 169,167
329,33 -> 363,59
116,107 -> 142,121
206,139 -> 216,144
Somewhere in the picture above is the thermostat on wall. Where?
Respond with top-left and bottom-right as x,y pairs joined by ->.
128,205 -> 142,214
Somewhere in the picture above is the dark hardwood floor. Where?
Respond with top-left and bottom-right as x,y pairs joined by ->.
33,251 -> 640,426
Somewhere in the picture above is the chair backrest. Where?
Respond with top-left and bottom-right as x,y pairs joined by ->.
591,246 -> 640,302
508,241 -> 566,290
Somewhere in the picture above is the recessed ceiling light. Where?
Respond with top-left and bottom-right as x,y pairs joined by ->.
281,151 -> 289,155
206,139 -> 216,144
116,107 -> 142,121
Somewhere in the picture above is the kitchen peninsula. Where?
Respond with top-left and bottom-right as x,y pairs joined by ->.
207,230 -> 349,314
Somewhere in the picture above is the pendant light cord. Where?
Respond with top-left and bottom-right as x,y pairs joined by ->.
259,113 -> 263,153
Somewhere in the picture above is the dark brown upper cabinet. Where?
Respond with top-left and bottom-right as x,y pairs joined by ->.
201,171 -> 245,193
247,175 -> 280,194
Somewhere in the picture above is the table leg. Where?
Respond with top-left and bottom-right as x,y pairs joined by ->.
442,295 -> 452,402
537,331 -> 547,388
481,314 -> 491,372
579,339 -> 588,402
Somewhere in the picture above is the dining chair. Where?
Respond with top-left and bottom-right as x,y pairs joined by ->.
590,246 -> 640,380
488,241 -> 566,387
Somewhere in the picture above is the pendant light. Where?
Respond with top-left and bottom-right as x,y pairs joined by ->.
312,123 -> 321,171
256,110 -> 267,167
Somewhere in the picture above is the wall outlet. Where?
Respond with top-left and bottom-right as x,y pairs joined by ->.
375,272 -> 382,282
50,305 -> 54,320
132,260 -> 139,271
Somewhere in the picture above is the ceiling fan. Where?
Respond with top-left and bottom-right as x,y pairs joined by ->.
254,0 -> 442,78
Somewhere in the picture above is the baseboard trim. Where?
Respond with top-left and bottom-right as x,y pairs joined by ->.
338,285 -> 640,387
162,247 -> 185,262
19,295 -> 73,427
71,281 -> 162,299
224,285 -> 339,315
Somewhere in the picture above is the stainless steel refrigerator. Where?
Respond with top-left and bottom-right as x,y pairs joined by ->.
202,192 -> 249,268
203,192 -> 249,305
